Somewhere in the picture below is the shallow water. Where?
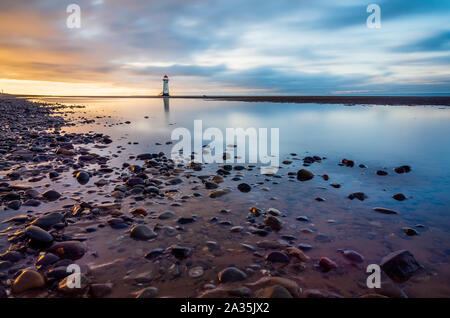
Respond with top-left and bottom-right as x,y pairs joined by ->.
11,97 -> 450,297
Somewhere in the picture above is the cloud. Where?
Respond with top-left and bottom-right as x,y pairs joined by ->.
393,31 -> 450,52
0,0 -> 449,95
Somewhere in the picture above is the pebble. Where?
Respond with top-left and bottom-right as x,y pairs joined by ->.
42,190 -> 61,201
136,287 -> 158,298
394,165 -> 411,174
256,285 -> 293,298
177,216 -> 196,224
170,245 -> 191,259
393,193 -> 406,201
338,249 -> 364,263
12,269 -> 46,294
90,283 -> 113,298
237,183 -> 251,192
144,248 -> 165,260
75,171 -> 90,184
24,225 -> 54,244
265,215 -> 282,231
380,250 -> 422,282
267,208 -> 281,216
373,207 -> 398,215
218,267 -> 247,283
31,212 -> 64,229
298,243 -> 313,251
158,211 -> 176,219
48,241 -> 86,260
403,227 -> 419,236
130,208 -> 148,216
130,225 -> 157,240
297,169 -> 314,181
36,253 -> 60,267
296,216 -> 310,222
286,247 -> 310,262
348,192 -> 367,201
319,257 -> 338,271
188,266 -> 204,278
266,251 -> 290,263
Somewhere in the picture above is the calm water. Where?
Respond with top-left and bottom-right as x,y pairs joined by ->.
38,96 -> 450,209
29,96 -> 450,297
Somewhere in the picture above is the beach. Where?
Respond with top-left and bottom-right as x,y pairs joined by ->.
0,95 -> 449,298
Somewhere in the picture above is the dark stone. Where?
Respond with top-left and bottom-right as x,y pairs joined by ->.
35,253 -> 60,267
257,285 -> 293,298
205,181 -> 218,189
42,190 -> 61,201
23,199 -> 41,207
130,225 -> 157,240
75,171 -> 90,185
266,251 -> 290,263
237,183 -> 251,193
319,257 -> 337,271
24,225 -> 53,244
298,243 -> 313,251
177,216 -> 196,224
297,169 -> 314,181
265,215 -> 282,231
170,245 -> 191,259
348,192 -> 367,201
144,248 -> 164,260
48,241 -> 86,260
377,170 -> 388,176
380,250 -> 422,283
339,249 -> 364,263
296,216 -> 310,222
341,159 -> 354,167
373,207 -> 398,215
31,212 -> 64,229
218,267 -> 247,283
402,227 -> 419,236
394,165 -> 411,174
7,200 -> 21,210
393,193 -> 406,201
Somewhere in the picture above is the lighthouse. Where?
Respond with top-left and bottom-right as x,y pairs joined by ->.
162,75 -> 169,96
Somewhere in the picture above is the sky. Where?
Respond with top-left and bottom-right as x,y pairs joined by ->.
0,0 -> 449,96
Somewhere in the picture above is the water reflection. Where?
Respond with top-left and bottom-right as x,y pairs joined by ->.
163,97 -> 170,113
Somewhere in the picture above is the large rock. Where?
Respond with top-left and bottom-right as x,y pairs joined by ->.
42,190 -> 61,201
245,276 -> 302,298
256,285 -> 293,298
130,225 -> 157,240
380,250 -> 422,283
12,269 -> 46,294
265,215 -> 282,231
48,241 -> 86,260
24,225 -> 53,244
218,267 -> 247,283
31,212 -> 64,229
297,169 -> 314,181
75,171 -> 90,185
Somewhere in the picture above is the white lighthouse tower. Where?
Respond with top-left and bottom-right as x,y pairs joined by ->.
162,75 -> 169,96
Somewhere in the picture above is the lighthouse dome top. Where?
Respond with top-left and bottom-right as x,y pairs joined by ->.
163,75 -> 169,79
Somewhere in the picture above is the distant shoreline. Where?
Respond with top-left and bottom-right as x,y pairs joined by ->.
6,94 -> 450,106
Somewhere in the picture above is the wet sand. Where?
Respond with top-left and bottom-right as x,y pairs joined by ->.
0,95 -> 449,298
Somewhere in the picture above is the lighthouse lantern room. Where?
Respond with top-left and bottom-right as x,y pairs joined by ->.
162,75 -> 169,96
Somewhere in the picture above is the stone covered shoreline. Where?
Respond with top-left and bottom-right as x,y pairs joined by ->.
0,96 -> 430,298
